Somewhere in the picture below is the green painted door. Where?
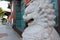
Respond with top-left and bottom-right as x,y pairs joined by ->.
14,0 -> 25,32
51,0 -> 58,27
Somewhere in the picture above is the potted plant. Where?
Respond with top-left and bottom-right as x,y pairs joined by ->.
0,8 -> 3,18
0,8 -> 7,24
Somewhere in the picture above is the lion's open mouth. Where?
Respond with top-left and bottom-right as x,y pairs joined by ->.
27,18 -> 34,23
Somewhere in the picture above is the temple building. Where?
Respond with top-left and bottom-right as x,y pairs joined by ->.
0,0 -> 59,34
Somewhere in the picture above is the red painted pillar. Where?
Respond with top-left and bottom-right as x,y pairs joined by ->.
24,0 -> 31,5
58,0 -> 60,33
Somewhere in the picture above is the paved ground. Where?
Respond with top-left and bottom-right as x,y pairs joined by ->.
0,23 -> 22,40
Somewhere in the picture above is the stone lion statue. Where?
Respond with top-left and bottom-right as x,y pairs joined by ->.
22,0 -> 60,40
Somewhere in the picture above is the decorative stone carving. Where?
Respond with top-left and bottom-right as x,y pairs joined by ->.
22,0 -> 60,40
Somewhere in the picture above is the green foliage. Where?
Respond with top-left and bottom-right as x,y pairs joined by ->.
0,8 -> 3,17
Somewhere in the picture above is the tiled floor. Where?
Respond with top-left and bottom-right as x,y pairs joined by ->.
0,24 -> 21,40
